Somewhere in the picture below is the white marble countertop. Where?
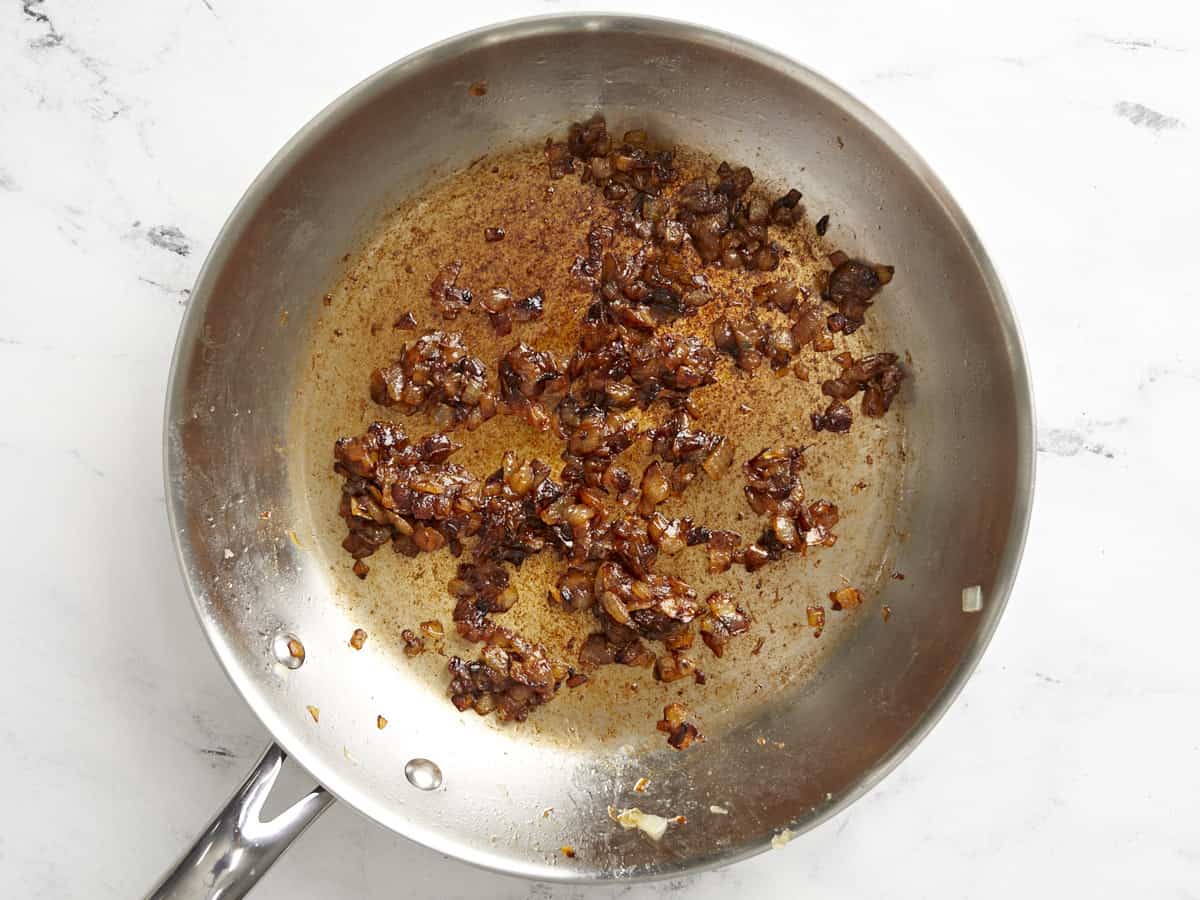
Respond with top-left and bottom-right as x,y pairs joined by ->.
3,1 -> 1198,897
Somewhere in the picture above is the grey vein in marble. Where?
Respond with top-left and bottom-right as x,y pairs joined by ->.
1036,426 -> 1116,459
1095,35 -> 1185,53
21,0 -> 61,48
1114,101 -> 1184,131
0,441 -> 105,477
21,0 -> 129,120
146,224 -> 193,256
139,275 -> 192,304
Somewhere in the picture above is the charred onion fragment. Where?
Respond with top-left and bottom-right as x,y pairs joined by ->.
335,422 -> 469,563
657,702 -> 702,750
698,592 -> 752,657
737,447 -> 840,570
644,410 -> 732,492
430,261 -> 474,319
369,331 -> 495,431
481,288 -> 514,335
811,400 -> 853,433
706,530 -> 743,574
818,352 -> 906,426
752,279 -> 802,314
829,586 -> 863,610
713,313 -> 796,372
498,342 -> 569,430
448,627 -> 569,721
401,629 -> 426,656
655,652 -> 698,683
824,253 -> 894,333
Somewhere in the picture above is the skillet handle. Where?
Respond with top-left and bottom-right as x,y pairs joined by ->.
145,743 -> 334,900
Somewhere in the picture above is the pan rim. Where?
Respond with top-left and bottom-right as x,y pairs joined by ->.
163,11 -> 1036,884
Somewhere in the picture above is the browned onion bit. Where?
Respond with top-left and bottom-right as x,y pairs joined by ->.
752,279 -> 802,314
580,553 -> 703,665
420,619 -> 444,638
743,446 -> 807,518
498,342 -> 569,431
699,592 -> 752,658
334,422 -> 475,565
806,499 -> 840,544
628,571 -> 703,640
481,288 -> 513,336
705,530 -> 742,574
655,651 -> 698,682
560,322 -> 717,427
369,330 -> 496,431
485,288 -> 544,333
449,556 -> 513,612
551,566 -> 595,612
638,461 -> 670,516
789,301 -> 829,350
562,115 -> 676,221
645,410 -> 731,494
811,400 -> 853,433
484,227 -> 506,242
401,629 -> 426,656
663,626 -> 695,651
818,352 -> 905,426
558,407 -> 639,491
829,586 -> 863,610
629,333 -> 718,403
559,117 -> 806,279
569,223 -> 614,289
590,243 -> 713,328
736,446 -> 840,571
675,162 -> 798,271
567,114 -> 612,159
545,139 -> 575,179
578,629 -> 654,670
393,311 -> 417,331
656,702 -> 703,750
712,313 -> 796,371
430,260 -> 473,319
473,456 -> 567,566
824,253 -> 894,333
646,513 -> 690,556
448,626 -> 570,721
513,289 -> 545,323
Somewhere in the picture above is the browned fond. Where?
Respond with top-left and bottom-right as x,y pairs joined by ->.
292,142 -> 907,750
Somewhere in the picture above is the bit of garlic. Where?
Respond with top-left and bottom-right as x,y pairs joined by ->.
771,827 -> 798,849
611,807 -> 672,841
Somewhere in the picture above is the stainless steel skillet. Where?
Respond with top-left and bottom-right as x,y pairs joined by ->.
152,14 -> 1034,898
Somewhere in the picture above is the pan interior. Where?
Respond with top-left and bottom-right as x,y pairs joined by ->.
166,17 -> 1030,882
294,142 -> 908,751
